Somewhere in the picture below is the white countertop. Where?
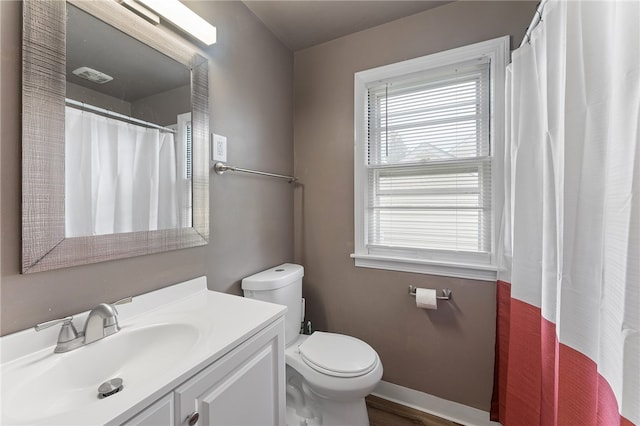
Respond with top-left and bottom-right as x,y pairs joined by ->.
0,277 -> 286,425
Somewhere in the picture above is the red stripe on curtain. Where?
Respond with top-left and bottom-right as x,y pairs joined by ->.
491,280 -> 512,421
491,281 -> 634,425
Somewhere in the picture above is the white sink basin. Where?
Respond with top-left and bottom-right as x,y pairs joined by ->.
0,277 -> 286,426
2,323 -> 200,424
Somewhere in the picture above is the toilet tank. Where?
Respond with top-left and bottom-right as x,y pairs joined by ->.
242,263 -> 303,347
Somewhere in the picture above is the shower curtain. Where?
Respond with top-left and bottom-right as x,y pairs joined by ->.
65,107 -> 183,237
491,1 -> 639,425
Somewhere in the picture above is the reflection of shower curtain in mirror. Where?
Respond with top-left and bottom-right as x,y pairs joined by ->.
65,107 -> 183,237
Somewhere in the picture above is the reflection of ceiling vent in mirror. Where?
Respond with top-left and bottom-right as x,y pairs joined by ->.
72,67 -> 114,84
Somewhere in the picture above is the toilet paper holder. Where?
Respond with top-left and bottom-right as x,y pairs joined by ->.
408,285 -> 452,300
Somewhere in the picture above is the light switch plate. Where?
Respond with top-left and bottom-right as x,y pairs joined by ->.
212,134 -> 227,162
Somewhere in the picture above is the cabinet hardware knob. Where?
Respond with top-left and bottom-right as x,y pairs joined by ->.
187,412 -> 199,426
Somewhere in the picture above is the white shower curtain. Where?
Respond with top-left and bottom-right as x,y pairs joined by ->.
65,107 -> 182,237
492,1 -> 639,425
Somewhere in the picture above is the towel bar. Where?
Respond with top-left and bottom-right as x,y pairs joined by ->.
213,162 -> 298,183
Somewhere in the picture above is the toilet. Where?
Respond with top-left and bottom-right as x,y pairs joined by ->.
242,263 -> 383,426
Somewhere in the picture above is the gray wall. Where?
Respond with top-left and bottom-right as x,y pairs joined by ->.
0,0 -> 293,335
293,1 -> 536,411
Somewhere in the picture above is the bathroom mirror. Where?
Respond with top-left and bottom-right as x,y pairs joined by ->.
22,0 -> 210,273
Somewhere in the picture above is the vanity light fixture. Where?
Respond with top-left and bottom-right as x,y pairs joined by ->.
134,0 -> 217,46
120,0 -> 160,25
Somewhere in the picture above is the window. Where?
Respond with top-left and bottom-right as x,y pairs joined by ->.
352,37 -> 509,280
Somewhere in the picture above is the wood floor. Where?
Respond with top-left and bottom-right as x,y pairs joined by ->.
366,395 -> 462,426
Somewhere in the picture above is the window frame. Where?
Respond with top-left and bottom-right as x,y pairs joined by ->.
352,36 -> 509,281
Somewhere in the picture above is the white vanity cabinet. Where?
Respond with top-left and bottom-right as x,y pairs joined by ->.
174,318 -> 285,426
1,277 -> 286,426
123,394 -> 175,426
122,317 -> 285,426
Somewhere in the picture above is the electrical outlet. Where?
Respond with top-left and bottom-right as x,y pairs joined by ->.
212,134 -> 227,162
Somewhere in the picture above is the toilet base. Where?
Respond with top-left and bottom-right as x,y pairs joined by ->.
286,406 -> 321,426
285,392 -> 370,426
285,367 -> 370,426
305,384 -> 370,426
285,400 -> 369,426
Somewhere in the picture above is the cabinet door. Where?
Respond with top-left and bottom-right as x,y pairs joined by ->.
175,318 -> 285,426
122,393 -> 174,426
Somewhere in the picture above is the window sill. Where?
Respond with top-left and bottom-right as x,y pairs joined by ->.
350,253 -> 497,281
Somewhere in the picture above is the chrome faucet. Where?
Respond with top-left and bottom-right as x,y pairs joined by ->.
83,302 -> 122,344
35,297 -> 132,353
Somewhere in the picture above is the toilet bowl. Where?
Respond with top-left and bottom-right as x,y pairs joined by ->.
242,264 -> 383,426
285,333 -> 383,425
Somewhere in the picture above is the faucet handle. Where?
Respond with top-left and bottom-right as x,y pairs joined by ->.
113,296 -> 132,305
111,297 -> 133,315
35,316 -> 80,346
34,316 -> 74,332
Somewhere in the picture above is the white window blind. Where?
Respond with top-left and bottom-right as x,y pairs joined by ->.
366,59 -> 492,263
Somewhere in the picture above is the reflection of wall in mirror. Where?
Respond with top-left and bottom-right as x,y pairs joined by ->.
66,3 -> 192,128
67,81 -> 131,116
132,84 -> 190,126
66,83 -> 190,127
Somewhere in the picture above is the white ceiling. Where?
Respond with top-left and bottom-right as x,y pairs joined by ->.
242,1 -> 452,51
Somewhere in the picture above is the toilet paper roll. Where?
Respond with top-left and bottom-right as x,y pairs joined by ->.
415,288 -> 437,310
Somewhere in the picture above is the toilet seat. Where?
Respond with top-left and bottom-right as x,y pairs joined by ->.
298,332 -> 377,378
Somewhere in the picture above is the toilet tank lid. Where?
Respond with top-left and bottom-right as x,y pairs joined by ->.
241,263 -> 304,291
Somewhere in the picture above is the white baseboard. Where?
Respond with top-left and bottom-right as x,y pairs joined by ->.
371,381 -> 501,426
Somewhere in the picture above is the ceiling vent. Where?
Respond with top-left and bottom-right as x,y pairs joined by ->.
72,67 -> 114,84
